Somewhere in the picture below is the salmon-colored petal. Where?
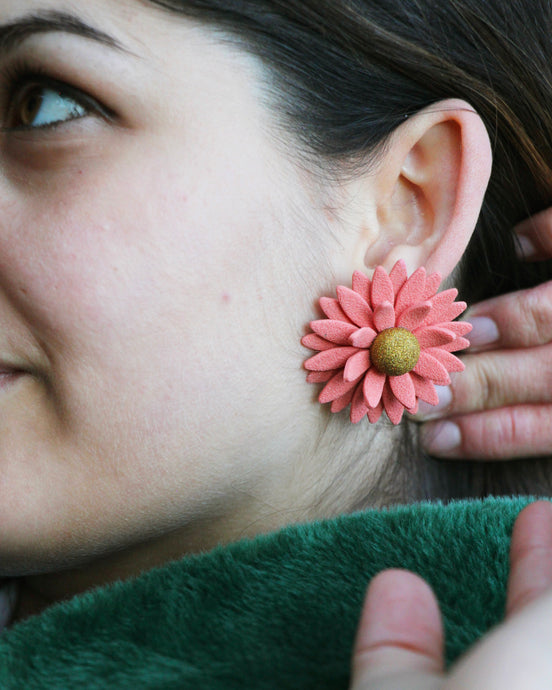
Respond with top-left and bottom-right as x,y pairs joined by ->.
389,373 -> 416,408
352,271 -> 371,301
306,370 -> 334,384
389,259 -> 408,293
320,297 -> 353,323
382,382 -> 405,424
336,286 -> 373,327
439,337 -> 471,353
397,302 -> 431,330
424,347 -> 465,372
414,351 -> 451,385
363,367 -> 386,407
410,372 -> 439,405
304,346 -> 359,371
320,371 -> 361,404
344,349 -> 371,382
310,319 -> 357,344
421,289 -> 458,326
349,327 -> 377,349
371,266 -> 395,307
415,326 -> 455,348
331,386 -> 357,413
445,321 -> 473,337
395,267 -> 426,315
430,301 -> 467,325
408,400 -> 419,415
301,333 -> 334,351
423,272 -> 441,300
350,385 -> 369,423
373,301 -> 395,331
367,402 -> 383,423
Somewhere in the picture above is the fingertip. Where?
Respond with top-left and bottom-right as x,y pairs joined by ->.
507,501 -> 552,616
353,569 -> 444,678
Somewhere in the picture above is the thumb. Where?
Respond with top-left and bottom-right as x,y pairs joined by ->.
351,569 -> 445,690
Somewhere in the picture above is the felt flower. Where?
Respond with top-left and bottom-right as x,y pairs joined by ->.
301,260 -> 472,424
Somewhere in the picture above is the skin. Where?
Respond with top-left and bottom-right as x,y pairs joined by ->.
418,220 -> 552,460
351,501 -> 552,689
0,0 -> 373,612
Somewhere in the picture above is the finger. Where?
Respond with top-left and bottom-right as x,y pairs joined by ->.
465,279 -> 552,352
514,208 -> 552,260
417,347 -> 552,421
506,501 -> 552,617
420,405 -> 552,459
351,569 -> 444,690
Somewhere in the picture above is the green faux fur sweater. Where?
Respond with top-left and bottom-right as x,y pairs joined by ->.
0,496 -> 536,688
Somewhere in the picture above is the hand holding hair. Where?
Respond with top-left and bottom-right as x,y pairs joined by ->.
350,501 -> 552,689
416,215 -> 552,459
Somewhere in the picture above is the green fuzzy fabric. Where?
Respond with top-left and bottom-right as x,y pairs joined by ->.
0,496 -> 536,688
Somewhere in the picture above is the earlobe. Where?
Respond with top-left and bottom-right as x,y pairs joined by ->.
361,99 -> 492,279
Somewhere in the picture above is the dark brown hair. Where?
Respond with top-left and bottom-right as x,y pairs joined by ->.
149,0 -> 552,501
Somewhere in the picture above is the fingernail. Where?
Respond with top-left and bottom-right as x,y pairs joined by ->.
414,385 -> 452,420
515,233 -> 538,260
420,421 -> 461,456
468,316 -> 499,348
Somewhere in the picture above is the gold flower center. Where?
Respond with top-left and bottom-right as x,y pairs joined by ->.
370,327 -> 421,376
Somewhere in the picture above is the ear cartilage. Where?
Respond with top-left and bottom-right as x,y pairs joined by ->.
301,259 -> 471,424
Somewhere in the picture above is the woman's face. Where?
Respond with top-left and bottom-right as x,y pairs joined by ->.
0,0 -> 337,577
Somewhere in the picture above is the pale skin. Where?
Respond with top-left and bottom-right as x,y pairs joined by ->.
351,501 -> 552,689
418,216 -> 552,460
0,0 -> 550,640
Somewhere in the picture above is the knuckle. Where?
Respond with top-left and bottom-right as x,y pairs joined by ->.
517,283 -> 552,345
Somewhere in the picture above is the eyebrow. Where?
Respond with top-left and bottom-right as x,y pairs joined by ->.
0,10 -> 127,58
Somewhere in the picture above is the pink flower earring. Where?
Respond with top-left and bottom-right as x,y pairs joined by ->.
301,260 -> 471,424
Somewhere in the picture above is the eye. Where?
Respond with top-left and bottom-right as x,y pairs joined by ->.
9,83 -> 88,130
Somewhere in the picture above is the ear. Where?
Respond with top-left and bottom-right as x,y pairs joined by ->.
349,99 -> 492,279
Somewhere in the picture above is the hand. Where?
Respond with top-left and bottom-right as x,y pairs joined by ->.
350,501 -> 552,689
416,211 -> 552,459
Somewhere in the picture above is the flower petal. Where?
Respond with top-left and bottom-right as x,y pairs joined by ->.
336,286 -> 373,327
445,321 -> 473,337
306,371 -> 334,384
363,367 -> 386,407
301,333 -> 335,351
397,302 -> 432,331
367,402 -> 383,423
373,301 -> 395,331
320,297 -> 353,323
320,371 -> 361,404
414,351 -> 451,385
410,372 -> 439,405
310,319 -> 357,344
371,266 -> 395,307
415,326 -> 455,348
389,259 -> 408,293
352,271 -> 371,301
382,382 -> 405,424
395,267 -> 426,315
439,337 -> 471,353
389,373 -> 416,408
425,347 -> 465,373
423,272 -> 441,300
350,385 -> 369,423
344,349 -> 371,382
304,346 -> 359,371
422,289 -> 464,326
331,386 -> 357,413
349,327 -> 378,349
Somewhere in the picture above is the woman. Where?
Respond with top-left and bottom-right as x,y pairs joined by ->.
1,0 -> 552,679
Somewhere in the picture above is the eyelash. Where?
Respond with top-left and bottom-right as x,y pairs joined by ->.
0,57 -> 114,132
